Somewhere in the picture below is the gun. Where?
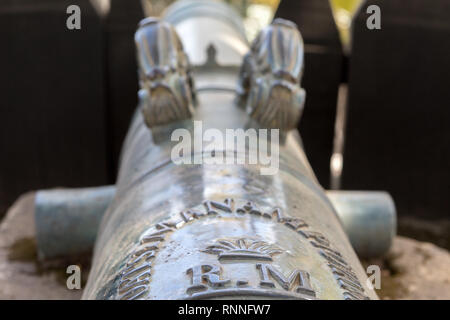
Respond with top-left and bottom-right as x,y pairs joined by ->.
35,0 -> 395,300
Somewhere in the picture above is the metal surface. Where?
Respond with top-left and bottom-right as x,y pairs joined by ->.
80,0 -> 377,300
237,18 -> 306,131
326,191 -> 396,259
136,17 -> 195,128
34,186 -> 395,260
35,185 -> 115,260
164,0 -> 248,66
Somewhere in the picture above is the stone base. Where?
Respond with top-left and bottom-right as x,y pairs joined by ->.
0,192 -> 82,299
363,236 -> 450,300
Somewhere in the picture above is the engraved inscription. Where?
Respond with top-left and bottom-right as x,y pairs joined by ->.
186,264 -> 230,294
256,264 -> 315,297
117,224 -> 175,300
203,198 -> 234,215
117,198 -> 370,300
185,261 -> 315,300
194,236 -> 315,299
203,238 -> 282,261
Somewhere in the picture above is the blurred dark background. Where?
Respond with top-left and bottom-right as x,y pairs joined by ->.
0,0 -> 449,245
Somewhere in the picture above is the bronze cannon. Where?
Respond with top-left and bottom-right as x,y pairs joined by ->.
34,0 -> 395,300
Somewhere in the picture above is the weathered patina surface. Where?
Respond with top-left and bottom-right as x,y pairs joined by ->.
82,0 -> 377,300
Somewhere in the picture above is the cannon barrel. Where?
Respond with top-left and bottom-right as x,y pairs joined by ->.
77,0 -> 383,300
